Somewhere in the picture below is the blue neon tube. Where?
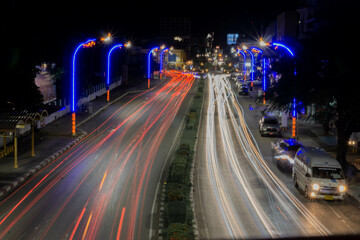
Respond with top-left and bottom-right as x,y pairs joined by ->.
250,46 -> 263,54
263,58 -> 266,91
293,98 -> 296,117
160,48 -> 169,74
237,50 -> 246,77
247,50 -> 255,81
107,44 -> 123,86
72,38 -> 96,112
147,47 -> 159,79
272,42 -> 294,57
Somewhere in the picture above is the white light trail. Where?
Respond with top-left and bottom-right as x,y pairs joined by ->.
204,74 -> 331,238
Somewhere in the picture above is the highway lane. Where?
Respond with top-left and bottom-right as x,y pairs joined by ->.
0,71 -> 195,239
233,78 -> 360,236
195,73 -> 360,239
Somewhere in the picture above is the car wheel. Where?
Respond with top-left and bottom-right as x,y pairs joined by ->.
293,175 -> 298,188
304,186 -> 309,199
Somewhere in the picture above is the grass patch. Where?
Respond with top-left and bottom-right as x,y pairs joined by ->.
161,76 -> 205,240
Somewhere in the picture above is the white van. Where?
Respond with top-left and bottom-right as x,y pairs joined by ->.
292,146 -> 346,200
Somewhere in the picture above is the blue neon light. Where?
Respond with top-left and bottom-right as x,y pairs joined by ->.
263,58 -> 266,91
293,98 -> 296,117
272,42 -> 294,57
237,50 -> 246,77
160,48 -> 169,74
72,38 -> 96,112
147,47 -> 159,79
250,47 -> 263,54
107,44 -> 123,86
247,50 -> 255,81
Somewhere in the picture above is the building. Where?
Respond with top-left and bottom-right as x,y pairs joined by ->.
205,32 -> 214,54
276,11 -> 298,41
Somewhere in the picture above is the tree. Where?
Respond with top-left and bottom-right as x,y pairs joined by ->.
266,0 -> 360,169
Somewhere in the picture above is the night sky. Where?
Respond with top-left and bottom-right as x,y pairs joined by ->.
3,0 -> 299,47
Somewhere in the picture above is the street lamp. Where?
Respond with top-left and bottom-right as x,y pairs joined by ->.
262,57 -> 267,104
247,50 -> 255,88
107,44 -> 123,101
160,47 -> 169,80
272,42 -> 297,138
272,42 -> 294,57
147,46 -> 159,88
72,38 -> 96,136
237,49 -> 246,82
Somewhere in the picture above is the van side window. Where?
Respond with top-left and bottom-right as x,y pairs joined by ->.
300,154 -> 306,164
280,143 -> 287,150
296,150 -> 303,162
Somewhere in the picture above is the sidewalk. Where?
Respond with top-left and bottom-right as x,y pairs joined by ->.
258,95 -> 360,203
0,77 -> 164,199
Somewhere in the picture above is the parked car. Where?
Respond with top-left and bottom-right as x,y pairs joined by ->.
239,86 -> 249,95
259,116 -> 281,137
271,139 -> 303,169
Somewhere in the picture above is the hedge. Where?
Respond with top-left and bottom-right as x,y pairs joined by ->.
167,223 -> 194,240
161,76 -> 204,239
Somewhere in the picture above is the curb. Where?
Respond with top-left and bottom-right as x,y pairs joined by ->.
0,132 -> 87,200
157,78 -> 202,240
346,189 -> 360,204
0,80 -> 165,201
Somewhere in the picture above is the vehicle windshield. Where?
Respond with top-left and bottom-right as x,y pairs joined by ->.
312,167 -> 344,179
286,145 -> 301,152
264,118 -> 278,125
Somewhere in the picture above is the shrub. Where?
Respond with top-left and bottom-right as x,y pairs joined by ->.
167,223 -> 194,240
166,183 -> 184,202
167,201 -> 186,224
177,144 -> 190,155
169,154 -> 188,183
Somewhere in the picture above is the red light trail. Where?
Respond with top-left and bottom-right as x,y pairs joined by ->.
0,71 -> 195,239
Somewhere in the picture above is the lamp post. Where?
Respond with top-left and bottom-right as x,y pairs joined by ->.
247,50 -> 255,88
107,44 -> 123,101
262,57 -> 267,104
147,46 -> 159,88
160,47 -> 169,80
272,42 -> 297,138
250,46 -> 265,102
71,38 -> 96,136
237,49 -> 246,82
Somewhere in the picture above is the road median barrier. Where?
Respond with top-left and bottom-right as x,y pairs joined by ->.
159,76 -> 204,240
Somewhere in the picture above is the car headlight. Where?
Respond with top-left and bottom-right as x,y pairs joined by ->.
339,185 -> 346,192
312,183 -> 320,191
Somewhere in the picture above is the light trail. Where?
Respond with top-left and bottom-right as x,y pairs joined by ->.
205,74 -> 331,238
0,71 -> 195,239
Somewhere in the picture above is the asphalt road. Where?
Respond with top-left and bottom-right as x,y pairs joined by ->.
194,73 -> 360,239
0,71 -> 195,239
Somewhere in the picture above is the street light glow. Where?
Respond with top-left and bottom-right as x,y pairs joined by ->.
72,38 -> 96,113
107,44 -> 123,101
71,38 -> 96,136
101,33 -> 112,42
160,47 -> 169,79
147,46 -> 159,88
272,42 -> 294,57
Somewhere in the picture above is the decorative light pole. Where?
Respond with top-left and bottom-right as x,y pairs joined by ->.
71,38 -> 96,136
272,42 -> 297,138
107,44 -> 123,101
262,57 -> 267,104
237,49 -> 246,82
247,50 -> 255,88
160,47 -> 169,80
147,46 -> 159,88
